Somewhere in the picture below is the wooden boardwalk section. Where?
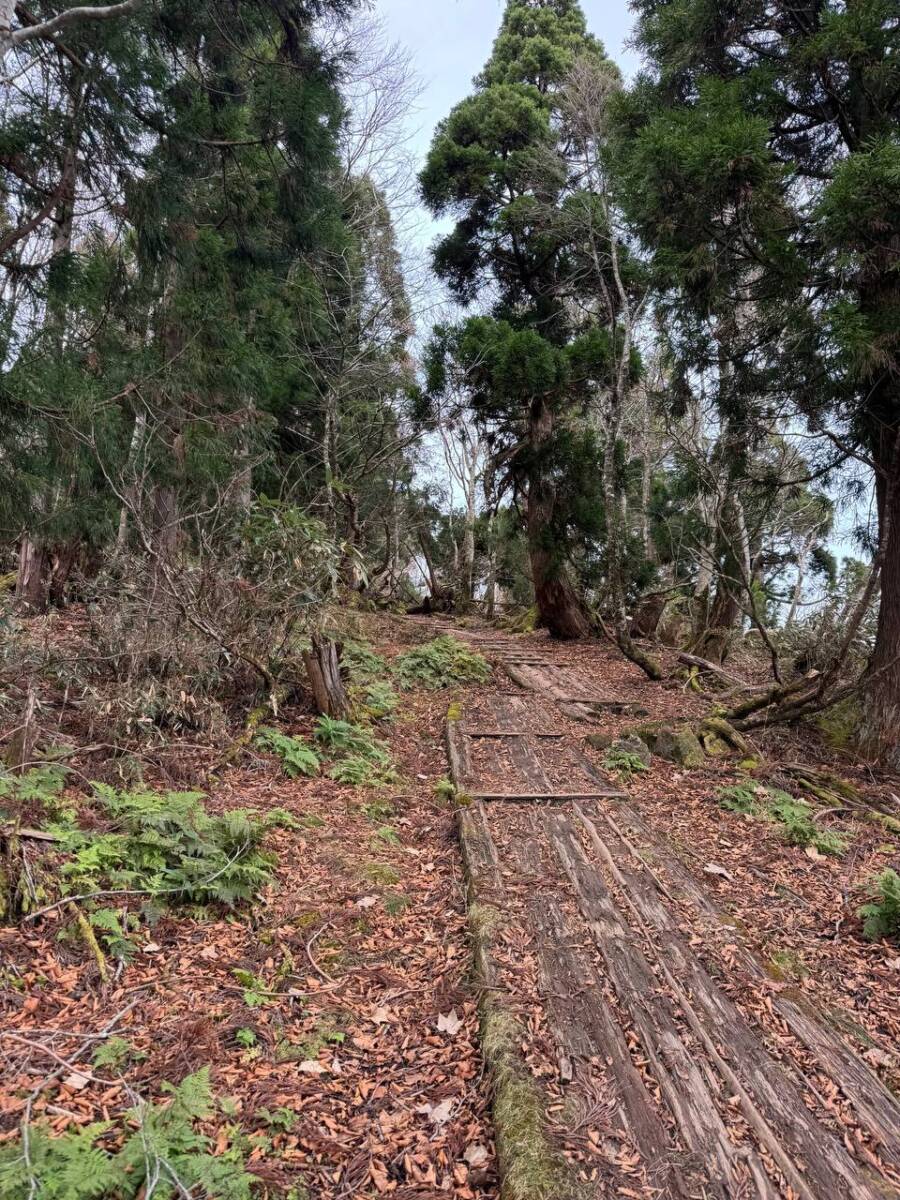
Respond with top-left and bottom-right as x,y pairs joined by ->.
442,625 -> 900,1200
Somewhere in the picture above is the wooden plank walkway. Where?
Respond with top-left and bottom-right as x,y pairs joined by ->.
444,623 -> 900,1199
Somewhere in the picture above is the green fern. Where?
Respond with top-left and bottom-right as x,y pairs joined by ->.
602,748 -> 650,781
0,1070 -> 256,1199
342,641 -> 386,682
254,728 -> 320,778
859,869 -> 900,942
717,784 -> 847,856
392,636 -> 490,690
313,716 -> 378,755
49,787 -> 283,912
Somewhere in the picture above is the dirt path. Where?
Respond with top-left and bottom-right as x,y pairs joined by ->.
441,623 -> 900,1200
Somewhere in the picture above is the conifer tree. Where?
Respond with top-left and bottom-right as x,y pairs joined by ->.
421,0 -> 617,638
615,1 -> 900,759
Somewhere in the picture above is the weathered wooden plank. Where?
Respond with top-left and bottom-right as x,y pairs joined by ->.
462,729 -> 566,739
529,897 -> 693,1199
574,803 -> 886,1200
548,812 -> 771,1199
470,790 -> 626,802
601,799 -> 900,1166
445,718 -> 472,791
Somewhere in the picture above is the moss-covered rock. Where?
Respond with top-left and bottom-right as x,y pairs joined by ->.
611,735 -> 652,767
654,725 -> 705,769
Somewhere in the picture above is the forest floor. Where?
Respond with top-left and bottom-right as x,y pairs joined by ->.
2,613 -> 900,1198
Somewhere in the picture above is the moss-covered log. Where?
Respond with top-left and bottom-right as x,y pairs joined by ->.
458,807 -> 578,1200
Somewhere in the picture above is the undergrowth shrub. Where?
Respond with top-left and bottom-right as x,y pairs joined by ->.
0,1069 -> 255,1200
392,636 -> 489,690
342,641 -> 386,682
6,785 -> 293,934
356,680 -> 399,720
254,728 -> 320,778
0,765 -> 72,822
858,869 -> 900,942
716,784 -> 847,856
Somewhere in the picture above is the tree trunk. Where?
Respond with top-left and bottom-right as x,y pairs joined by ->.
526,398 -> 591,640
15,539 -> 48,613
861,435 -> 900,765
302,634 -> 349,718
48,542 -> 79,607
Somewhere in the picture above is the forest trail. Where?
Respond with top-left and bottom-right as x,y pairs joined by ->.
427,621 -> 900,1200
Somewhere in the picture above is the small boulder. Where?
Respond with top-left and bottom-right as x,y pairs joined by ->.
654,724 -> 705,769
611,735 -> 652,767
585,732 -> 615,752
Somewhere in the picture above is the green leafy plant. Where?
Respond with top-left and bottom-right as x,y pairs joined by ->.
859,869 -> 900,942
91,1037 -> 143,1072
50,786 -> 289,912
342,641 -> 386,682
602,748 -> 650,781
0,1069 -> 256,1199
361,799 -> 395,821
392,636 -> 490,690
433,777 -> 457,803
329,754 -> 397,788
717,784 -> 846,856
0,766 -> 73,822
255,728 -> 320,778
359,681 -> 400,720
232,969 -> 274,1008
313,716 -> 379,756
372,825 -> 400,846
234,1028 -> 258,1049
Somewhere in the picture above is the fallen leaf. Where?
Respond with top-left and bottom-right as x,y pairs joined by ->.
356,896 -> 378,909
417,1098 -> 454,1128
63,1072 -> 89,1091
437,1009 -> 463,1036
703,863 -> 733,881
464,1142 -> 488,1168
298,1060 -> 326,1075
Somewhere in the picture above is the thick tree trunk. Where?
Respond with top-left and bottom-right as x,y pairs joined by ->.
862,436 -> 900,765
15,539 -> 48,613
302,635 -> 349,718
526,398 -> 591,640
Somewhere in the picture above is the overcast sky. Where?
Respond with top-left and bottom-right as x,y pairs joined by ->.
377,0 -> 640,171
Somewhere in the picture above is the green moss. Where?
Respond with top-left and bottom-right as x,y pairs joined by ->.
360,862 -> 401,886
815,696 -> 862,750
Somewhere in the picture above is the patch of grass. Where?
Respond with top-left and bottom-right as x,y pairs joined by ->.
371,825 -> 400,846
298,813 -> 327,831
859,869 -> 900,942
383,892 -> 411,916
361,799 -> 395,822
393,636 -> 490,691
361,862 -> 401,886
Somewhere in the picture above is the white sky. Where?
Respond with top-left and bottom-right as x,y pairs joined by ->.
376,0 -> 640,174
